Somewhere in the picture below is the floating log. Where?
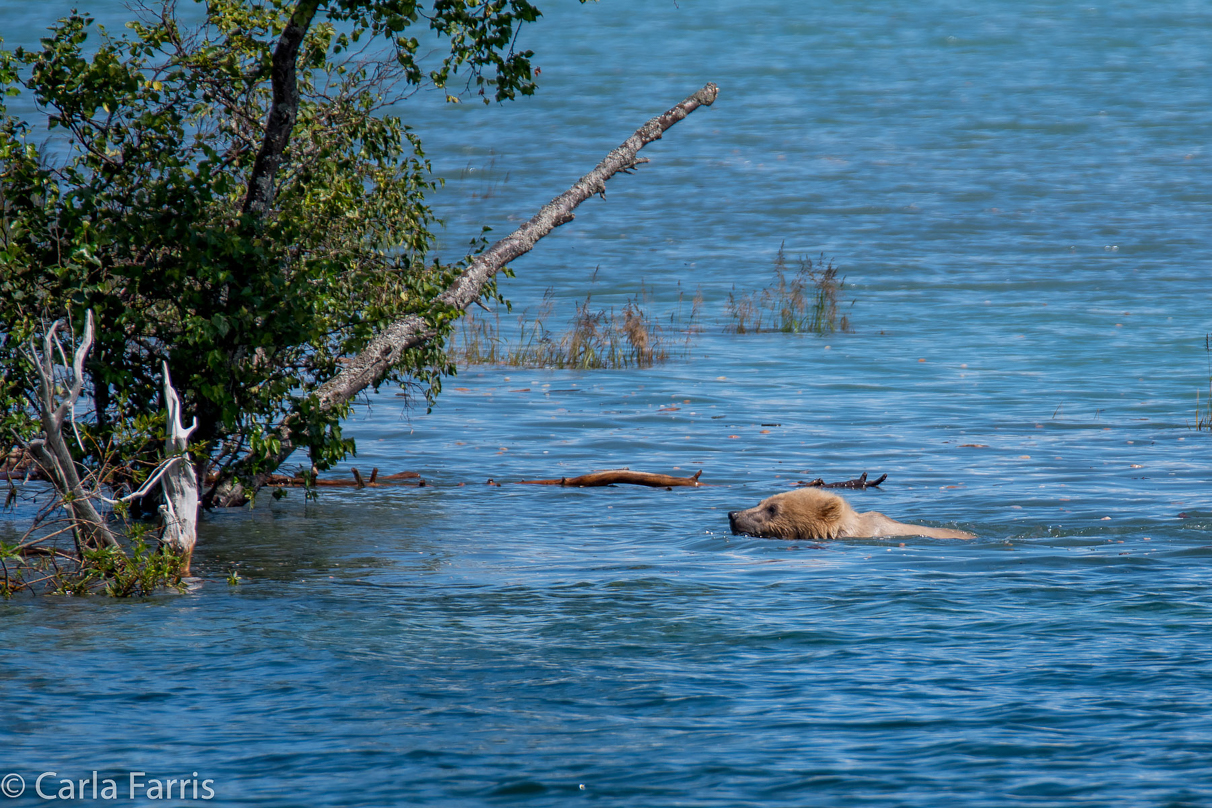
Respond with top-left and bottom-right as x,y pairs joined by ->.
519,469 -> 704,488
798,472 -> 887,490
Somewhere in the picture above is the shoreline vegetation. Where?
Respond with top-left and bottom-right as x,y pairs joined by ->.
0,0 -> 720,598
450,247 -> 853,370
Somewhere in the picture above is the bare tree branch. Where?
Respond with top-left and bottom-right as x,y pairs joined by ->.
316,82 -> 718,411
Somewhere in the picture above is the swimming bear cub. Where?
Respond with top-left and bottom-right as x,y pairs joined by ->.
728,487 -> 975,540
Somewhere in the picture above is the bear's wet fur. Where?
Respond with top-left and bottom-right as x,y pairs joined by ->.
728,487 -> 975,540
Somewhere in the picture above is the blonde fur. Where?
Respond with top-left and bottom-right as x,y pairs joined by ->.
728,487 -> 975,541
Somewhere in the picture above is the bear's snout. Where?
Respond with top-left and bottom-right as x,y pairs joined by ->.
727,510 -> 744,534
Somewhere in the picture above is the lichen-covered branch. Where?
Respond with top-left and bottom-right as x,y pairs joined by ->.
312,82 -> 718,413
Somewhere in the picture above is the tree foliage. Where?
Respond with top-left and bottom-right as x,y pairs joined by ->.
0,0 -> 570,504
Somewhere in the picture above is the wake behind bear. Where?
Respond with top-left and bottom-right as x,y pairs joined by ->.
729,487 -> 975,540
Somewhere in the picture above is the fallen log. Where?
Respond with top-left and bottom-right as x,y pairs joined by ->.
519,469 -> 704,488
210,83 -> 719,507
798,472 -> 887,490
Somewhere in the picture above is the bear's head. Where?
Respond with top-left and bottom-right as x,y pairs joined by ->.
728,487 -> 851,540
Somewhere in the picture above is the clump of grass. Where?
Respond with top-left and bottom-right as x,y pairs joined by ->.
1195,334 -> 1212,431
670,282 -> 705,334
452,294 -> 545,366
459,150 -> 510,201
726,245 -> 850,335
451,244 -> 854,370
451,290 -> 668,369
668,282 -> 704,357
566,296 -> 665,369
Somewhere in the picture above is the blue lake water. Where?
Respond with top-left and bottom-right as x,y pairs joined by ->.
3,1 -> 1212,805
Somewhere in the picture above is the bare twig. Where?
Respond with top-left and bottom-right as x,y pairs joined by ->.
798,472 -> 887,490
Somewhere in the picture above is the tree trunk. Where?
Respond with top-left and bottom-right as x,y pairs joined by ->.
241,0 -> 322,220
210,83 -> 719,507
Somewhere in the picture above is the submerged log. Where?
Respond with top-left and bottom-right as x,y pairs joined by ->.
519,469 -> 704,488
798,472 -> 887,490
264,468 -> 422,488
0,448 -> 41,481
0,451 -> 19,472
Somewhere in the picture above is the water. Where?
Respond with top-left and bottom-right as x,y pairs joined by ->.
3,1 -> 1212,805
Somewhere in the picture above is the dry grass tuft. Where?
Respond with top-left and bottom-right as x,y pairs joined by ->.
1195,334 -> 1212,431
450,246 -> 854,369
452,290 -> 669,369
726,245 -> 850,335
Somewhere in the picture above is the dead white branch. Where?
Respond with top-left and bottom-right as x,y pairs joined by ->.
158,363 -> 199,570
25,311 -> 119,552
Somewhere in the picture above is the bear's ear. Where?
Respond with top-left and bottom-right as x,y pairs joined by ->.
817,497 -> 844,523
